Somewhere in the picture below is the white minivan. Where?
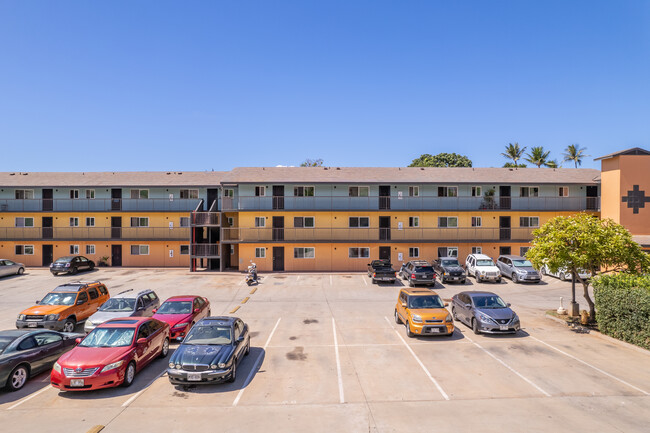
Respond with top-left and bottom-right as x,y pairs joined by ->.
465,254 -> 502,283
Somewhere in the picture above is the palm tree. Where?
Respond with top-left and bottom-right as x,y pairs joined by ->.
562,144 -> 590,168
525,146 -> 551,168
501,143 -> 526,166
545,159 -> 559,168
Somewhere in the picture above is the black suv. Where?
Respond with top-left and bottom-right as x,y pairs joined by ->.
399,260 -> 436,287
433,257 -> 467,284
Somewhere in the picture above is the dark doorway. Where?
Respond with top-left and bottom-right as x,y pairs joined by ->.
586,186 -> 598,210
499,186 -> 511,209
111,216 -> 122,239
379,246 -> 391,261
499,246 -> 511,256
273,246 -> 284,271
223,246 -> 231,269
499,216 -> 511,240
111,189 -> 122,211
42,216 -> 53,239
207,188 -> 220,211
379,216 -> 391,241
111,245 -> 122,266
42,189 -> 53,211
42,244 -> 53,266
272,216 -> 284,241
272,185 -> 285,210
379,185 -> 391,210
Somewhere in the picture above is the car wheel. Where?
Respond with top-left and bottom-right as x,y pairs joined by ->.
17,267 -> 25,275
159,338 -> 170,358
371,279 -> 376,284
244,339 -> 250,356
122,362 -> 136,387
512,273 -> 518,283
408,280 -> 414,287
70,266 -> 78,275
6,365 -> 29,391
472,318 -> 480,335
476,275 -> 482,283
52,272 -> 58,276
541,267 -> 547,276
405,321 -> 414,338
207,310 -> 211,316
496,278 -> 502,284
89,263 -> 94,271
560,272 -> 566,281
402,273 -> 407,280
227,362 -> 237,383
394,310 -> 402,324
461,279 -> 466,284
62,318 -> 76,333
451,307 -> 458,321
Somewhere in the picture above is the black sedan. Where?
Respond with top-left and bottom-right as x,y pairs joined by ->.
50,256 -> 95,275
1,329 -> 82,391
167,316 -> 250,385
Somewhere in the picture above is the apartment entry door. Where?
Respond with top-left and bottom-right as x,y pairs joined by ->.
42,189 -> 53,211
499,216 -> 511,240
379,185 -> 391,210
42,216 -> 53,239
42,245 -> 53,267
499,186 -> 511,210
111,217 -> 122,239
379,246 -> 391,261
273,247 -> 284,271
586,185 -> 598,210
111,189 -> 122,211
111,245 -> 122,267
379,216 -> 391,241
272,185 -> 284,210
272,216 -> 284,241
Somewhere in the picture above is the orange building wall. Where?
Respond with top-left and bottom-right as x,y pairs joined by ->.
618,155 -> 650,235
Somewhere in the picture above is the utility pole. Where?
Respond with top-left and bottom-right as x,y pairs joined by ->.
570,271 -> 579,316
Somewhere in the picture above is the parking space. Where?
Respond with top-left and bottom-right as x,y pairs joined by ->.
1,268 -> 649,432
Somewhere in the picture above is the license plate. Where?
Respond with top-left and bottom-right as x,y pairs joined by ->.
500,325 -> 508,331
70,379 -> 84,387
450,277 -> 458,280
27,322 -> 37,328
187,373 -> 202,381
427,327 -> 441,333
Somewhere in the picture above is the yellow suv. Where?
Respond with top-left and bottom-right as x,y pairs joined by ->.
16,281 -> 110,333
394,288 -> 454,337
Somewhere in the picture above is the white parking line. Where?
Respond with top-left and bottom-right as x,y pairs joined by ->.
530,335 -> 649,396
463,332 -> 551,397
332,318 -> 345,403
122,370 -> 167,407
362,276 -> 368,286
296,275 -> 301,281
233,317 -> 282,406
7,385 -> 52,410
330,275 -> 333,286
384,316 -> 449,401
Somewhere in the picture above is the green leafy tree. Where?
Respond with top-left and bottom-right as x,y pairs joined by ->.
300,158 -> 324,167
524,146 -> 552,167
563,144 -> 590,168
526,213 -> 650,322
545,159 -> 560,168
501,143 -> 526,166
408,153 -> 473,167
503,162 -> 527,168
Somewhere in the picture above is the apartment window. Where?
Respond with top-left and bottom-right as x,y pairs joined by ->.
180,217 -> 190,227
520,217 -> 540,227
254,186 -> 266,197
255,247 -> 266,258
86,189 -> 95,199
69,217 -> 79,227
224,189 -> 234,198
254,217 -> 266,227
437,247 -> 458,258
520,246 -> 530,256
86,245 -> 95,255
294,186 -> 315,197
70,245 -> 79,255
408,186 -> 419,197
348,186 -> 369,197
14,189 -> 34,199
180,245 -> 190,255
471,186 -> 482,197
130,189 -> 149,199
438,186 -> 458,197
472,246 -> 482,254
230,245 -> 235,254
294,217 -> 315,228
86,217 -> 95,227
558,186 -> 570,197
349,247 -> 370,258
438,217 -> 458,228
130,245 -> 150,255
70,190 -> 79,199
499,246 -> 511,255
15,217 -> 34,227
520,187 -> 539,197
180,189 -> 199,199
408,217 -> 419,227
471,216 -> 482,227
15,245 -> 34,255
294,247 -> 315,259
130,217 -> 149,227
349,217 -> 370,228
409,247 -> 419,258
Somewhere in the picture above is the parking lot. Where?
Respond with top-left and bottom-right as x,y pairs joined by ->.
1,268 -> 649,433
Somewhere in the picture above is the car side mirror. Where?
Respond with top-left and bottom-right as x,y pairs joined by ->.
401,302 -> 407,307
194,308 -> 200,313
137,337 -> 147,345
152,308 -> 157,313
75,338 -> 82,345
506,303 -> 511,307
237,335 -> 245,343
444,302 -> 449,307
35,300 -> 40,304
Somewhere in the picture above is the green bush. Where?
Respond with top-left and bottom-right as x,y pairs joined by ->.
593,274 -> 650,350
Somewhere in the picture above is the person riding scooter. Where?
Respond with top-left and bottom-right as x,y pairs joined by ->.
245,262 -> 258,286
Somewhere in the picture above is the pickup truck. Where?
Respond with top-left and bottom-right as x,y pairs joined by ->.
433,257 -> 467,284
367,260 -> 397,284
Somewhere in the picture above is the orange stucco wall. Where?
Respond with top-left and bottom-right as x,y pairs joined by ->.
618,155 -> 650,234
600,158 -> 621,224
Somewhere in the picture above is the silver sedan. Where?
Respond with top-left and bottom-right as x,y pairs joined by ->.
0,259 -> 25,277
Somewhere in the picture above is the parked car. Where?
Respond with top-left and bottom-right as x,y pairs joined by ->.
153,296 -> 211,341
50,256 -> 95,276
399,260 -> 436,287
451,291 -> 520,334
394,288 -> 454,337
367,259 -> 397,284
167,316 -> 250,385
0,329 -> 83,391
0,259 -> 25,278
16,281 -> 110,333
51,317 -> 170,391
540,265 -> 591,281
432,257 -> 466,284
496,255 -> 541,283
465,254 -> 501,283
85,289 -> 160,333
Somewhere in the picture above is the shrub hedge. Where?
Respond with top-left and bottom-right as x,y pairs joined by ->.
593,274 -> 650,350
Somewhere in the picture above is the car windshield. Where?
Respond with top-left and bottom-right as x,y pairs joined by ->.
476,260 -> 494,266
157,301 -> 192,314
80,328 -> 135,347
99,298 -> 136,312
0,336 -> 15,353
54,258 -> 72,263
414,266 -> 434,272
441,259 -> 460,266
183,325 -> 232,345
473,296 -> 508,309
408,295 -> 445,309
40,292 -> 76,306
513,260 -> 533,267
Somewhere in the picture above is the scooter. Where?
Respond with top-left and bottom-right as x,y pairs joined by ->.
245,262 -> 258,286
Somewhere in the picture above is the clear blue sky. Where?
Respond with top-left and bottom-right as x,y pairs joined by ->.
1,1 -> 649,172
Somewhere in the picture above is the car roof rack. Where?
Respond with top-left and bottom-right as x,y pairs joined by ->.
53,281 -> 101,292
117,289 -> 134,295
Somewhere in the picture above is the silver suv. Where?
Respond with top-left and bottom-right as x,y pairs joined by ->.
496,255 -> 541,284
84,289 -> 160,333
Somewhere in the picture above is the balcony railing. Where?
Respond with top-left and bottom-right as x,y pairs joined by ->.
220,196 -> 600,211
0,198 -> 202,212
221,227 -> 536,242
191,243 -> 220,257
191,212 -> 221,226
0,227 -> 189,241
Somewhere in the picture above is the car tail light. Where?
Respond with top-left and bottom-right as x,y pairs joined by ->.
411,273 -> 416,279
373,273 -> 376,277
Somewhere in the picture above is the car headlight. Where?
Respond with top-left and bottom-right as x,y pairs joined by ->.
47,314 -> 60,321
210,364 -> 218,370
53,362 -> 61,373
477,312 -> 494,323
175,364 -> 182,369
168,362 -> 176,369
64,263 -> 71,268
49,263 -> 54,267
173,322 -> 189,329
17,314 -> 25,321
512,313 -> 519,322
100,360 -> 124,373
445,314 -> 453,322
218,362 -> 227,369
85,319 -> 93,326
411,314 -> 423,323
444,272 -> 449,276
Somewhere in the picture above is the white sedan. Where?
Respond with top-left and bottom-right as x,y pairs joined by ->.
541,265 -> 590,281
0,259 -> 25,277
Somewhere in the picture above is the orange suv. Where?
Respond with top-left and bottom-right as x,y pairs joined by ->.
16,281 -> 110,333
394,288 -> 454,337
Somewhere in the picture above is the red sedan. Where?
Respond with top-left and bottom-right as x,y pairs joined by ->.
153,296 -> 211,341
51,317 -> 170,391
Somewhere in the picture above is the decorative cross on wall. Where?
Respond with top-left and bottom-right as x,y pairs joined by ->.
622,185 -> 650,214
